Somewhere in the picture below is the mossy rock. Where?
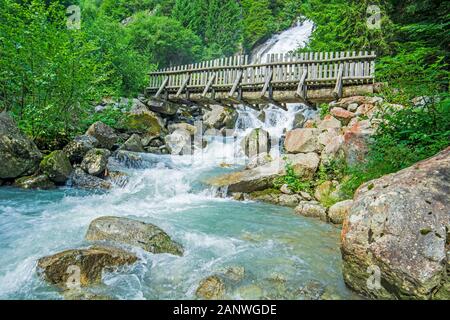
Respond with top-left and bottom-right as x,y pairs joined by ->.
40,150 -> 72,184
119,113 -> 164,136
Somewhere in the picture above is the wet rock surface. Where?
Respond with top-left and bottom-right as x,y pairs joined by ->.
85,216 -> 183,256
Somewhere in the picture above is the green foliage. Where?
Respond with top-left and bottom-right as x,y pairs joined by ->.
319,103 -> 331,119
341,97 -> 450,198
316,158 -> 348,185
241,0 -> 275,50
300,0 -> 394,55
377,46 -> 448,99
274,161 -> 314,194
172,0 -> 243,58
83,14 -> 150,96
127,14 -> 203,67
0,0 -> 107,149
82,106 -> 129,131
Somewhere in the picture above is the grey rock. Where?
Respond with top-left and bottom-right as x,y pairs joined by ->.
63,135 -> 99,164
86,121 -> 118,150
85,216 -> 183,256
0,112 -> 42,179
69,168 -> 112,190
341,147 -> 450,299
81,149 -> 111,177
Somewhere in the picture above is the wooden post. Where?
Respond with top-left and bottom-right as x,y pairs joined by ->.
155,76 -> 169,99
333,63 -> 344,99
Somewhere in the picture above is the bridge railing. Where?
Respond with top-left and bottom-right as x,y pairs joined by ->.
147,51 -> 376,100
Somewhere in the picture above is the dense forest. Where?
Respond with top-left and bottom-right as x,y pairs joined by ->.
0,0 -> 448,187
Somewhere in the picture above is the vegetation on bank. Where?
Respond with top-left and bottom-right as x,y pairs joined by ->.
0,0 -> 448,194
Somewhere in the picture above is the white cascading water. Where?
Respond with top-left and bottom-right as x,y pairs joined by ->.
0,19 -> 359,300
251,18 -> 314,62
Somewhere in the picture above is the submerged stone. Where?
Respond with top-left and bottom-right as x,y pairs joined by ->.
196,275 -> 225,300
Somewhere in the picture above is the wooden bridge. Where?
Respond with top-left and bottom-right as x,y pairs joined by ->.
146,51 -> 376,109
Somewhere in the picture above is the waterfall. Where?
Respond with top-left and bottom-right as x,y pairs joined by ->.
251,18 -> 314,62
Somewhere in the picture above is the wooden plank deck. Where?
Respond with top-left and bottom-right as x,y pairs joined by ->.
146,51 -> 376,107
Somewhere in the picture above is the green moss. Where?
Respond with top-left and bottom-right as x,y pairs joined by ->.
119,113 -> 163,136
249,188 -> 282,198
420,228 -> 432,235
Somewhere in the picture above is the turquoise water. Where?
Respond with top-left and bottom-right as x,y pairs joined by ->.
0,150 -> 359,300
0,106 -> 360,300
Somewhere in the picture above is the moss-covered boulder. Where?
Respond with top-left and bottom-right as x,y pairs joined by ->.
40,150 -> 72,184
37,246 -> 138,289
0,112 -> 42,179
14,174 -> 56,190
85,216 -> 183,256
119,112 -> 165,137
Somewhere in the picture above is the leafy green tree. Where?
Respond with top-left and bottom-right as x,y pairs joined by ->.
241,0 -> 275,50
126,14 -> 203,67
0,0 -> 107,148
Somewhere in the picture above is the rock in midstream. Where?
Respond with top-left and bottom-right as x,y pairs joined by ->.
85,216 -> 184,256
37,246 -> 138,289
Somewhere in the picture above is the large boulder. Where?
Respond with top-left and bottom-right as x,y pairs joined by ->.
14,174 -> 55,190
81,149 -> 111,177
318,115 -> 342,130
40,150 -> 72,184
37,246 -> 138,289
118,134 -> 144,153
284,128 -> 321,153
207,160 -> 282,193
341,148 -> 450,299
144,98 -> 178,116
241,128 -> 271,157
86,121 -> 118,150
0,112 -> 42,179
203,105 -> 237,130
294,201 -> 327,222
342,120 -> 374,165
69,168 -> 112,190
85,216 -> 183,256
330,107 -> 356,125
165,129 -> 192,155
168,123 -> 197,136
321,136 -> 345,166
63,135 -> 99,164
328,200 -> 353,225
284,153 -> 320,180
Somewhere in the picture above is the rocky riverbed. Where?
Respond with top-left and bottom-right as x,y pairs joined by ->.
0,95 -> 448,300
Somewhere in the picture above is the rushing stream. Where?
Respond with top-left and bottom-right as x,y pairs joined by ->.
0,105 -> 359,300
0,20 -> 360,300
